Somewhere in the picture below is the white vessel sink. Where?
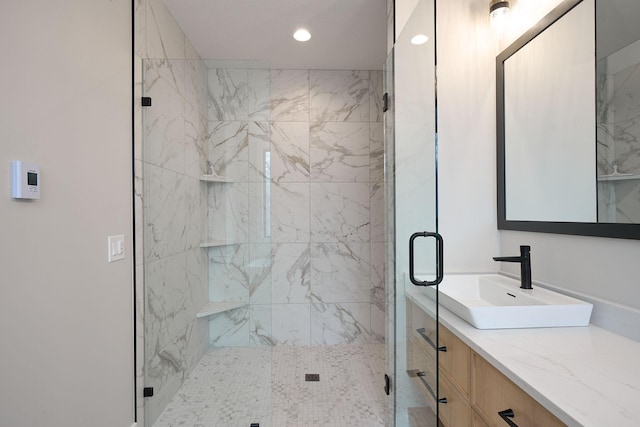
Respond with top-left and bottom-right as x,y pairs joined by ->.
423,274 -> 593,329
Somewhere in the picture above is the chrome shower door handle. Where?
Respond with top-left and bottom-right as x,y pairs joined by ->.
409,231 -> 444,286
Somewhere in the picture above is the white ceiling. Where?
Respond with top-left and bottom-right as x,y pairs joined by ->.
162,0 -> 387,70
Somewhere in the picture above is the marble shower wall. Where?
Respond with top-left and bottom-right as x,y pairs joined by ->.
135,0 -> 210,424
207,69 -> 385,347
596,46 -> 640,223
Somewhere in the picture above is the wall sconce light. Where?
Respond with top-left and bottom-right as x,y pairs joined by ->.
489,0 -> 510,21
490,0 -> 510,30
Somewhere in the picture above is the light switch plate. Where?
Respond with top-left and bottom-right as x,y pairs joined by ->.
108,235 -> 125,263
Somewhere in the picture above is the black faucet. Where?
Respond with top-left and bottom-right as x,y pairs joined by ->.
493,245 -> 532,290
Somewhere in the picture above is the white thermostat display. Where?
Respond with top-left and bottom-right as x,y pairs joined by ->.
12,161 -> 40,199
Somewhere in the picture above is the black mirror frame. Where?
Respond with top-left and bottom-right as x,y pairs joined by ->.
496,0 -> 640,240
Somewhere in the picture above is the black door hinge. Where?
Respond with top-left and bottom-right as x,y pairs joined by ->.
384,374 -> 391,396
143,387 -> 154,397
141,97 -> 152,107
382,93 -> 389,113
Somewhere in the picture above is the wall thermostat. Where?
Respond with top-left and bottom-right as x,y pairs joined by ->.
12,161 -> 40,200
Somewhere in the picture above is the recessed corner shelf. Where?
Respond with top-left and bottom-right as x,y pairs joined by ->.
200,240 -> 236,248
199,175 -> 235,183
196,301 -> 246,318
597,174 -> 640,182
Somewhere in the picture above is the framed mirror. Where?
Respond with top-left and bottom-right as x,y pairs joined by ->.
497,0 -> 640,239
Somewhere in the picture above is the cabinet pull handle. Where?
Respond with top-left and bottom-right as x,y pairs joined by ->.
438,397 -> 448,404
416,327 -> 437,350
498,408 -> 518,427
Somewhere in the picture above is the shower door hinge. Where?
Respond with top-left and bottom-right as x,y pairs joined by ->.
384,374 -> 391,396
382,93 -> 389,113
143,387 -> 154,397
141,97 -> 152,107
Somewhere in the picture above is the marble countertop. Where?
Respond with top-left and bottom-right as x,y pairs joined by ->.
406,288 -> 640,427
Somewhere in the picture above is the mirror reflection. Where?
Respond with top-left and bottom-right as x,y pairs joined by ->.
596,0 -> 640,223
498,0 -> 640,238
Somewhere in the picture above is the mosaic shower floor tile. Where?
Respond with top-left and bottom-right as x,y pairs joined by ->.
153,344 -> 386,427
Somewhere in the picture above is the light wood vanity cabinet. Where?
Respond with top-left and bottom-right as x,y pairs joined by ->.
472,353 -> 565,427
407,298 -> 567,427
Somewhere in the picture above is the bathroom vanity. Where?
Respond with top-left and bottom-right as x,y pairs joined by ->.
407,288 -> 640,426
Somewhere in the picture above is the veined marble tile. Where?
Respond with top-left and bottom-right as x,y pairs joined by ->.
207,182 -> 249,243
248,69 -> 271,121
370,242 -> 385,311
309,70 -> 370,122
270,70 -> 309,121
134,55 -> 144,162
371,304 -> 385,343
271,243 -> 310,304
146,340 -> 187,425
310,302 -> 371,345
370,70 -> 384,122
310,183 -> 370,242
144,74 -> 186,174
146,253 -> 189,353
271,182 -> 310,243
310,122 -> 370,182
248,121 -> 271,183
146,0 -> 185,60
248,243 -> 272,305
185,248 -> 209,320
185,318 -> 209,373
185,103 -> 207,178
144,164 -> 186,260
135,264 -> 145,425
370,121 -> 384,182
248,182 -> 272,244
370,181 -> 385,243
208,244 -> 249,302
310,242 -> 371,303
271,122 -> 310,183
184,176 -> 206,250
208,121 -> 249,181
208,68 -> 248,121
134,159 -> 144,266
250,304 -> 274,346
145,58 -> 185,98
185,59 -> 208,118
209,306 -> 250,347
272,304 -> 311,345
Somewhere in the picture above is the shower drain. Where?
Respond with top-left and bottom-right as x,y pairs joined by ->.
305,373 -> 320,381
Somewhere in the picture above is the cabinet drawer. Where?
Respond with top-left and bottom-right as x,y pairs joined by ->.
439,324 -> 471,397
472,352 -> 566,427
408,299 -> 438,359
408,337 -> 438,408
438,372 -> 472,427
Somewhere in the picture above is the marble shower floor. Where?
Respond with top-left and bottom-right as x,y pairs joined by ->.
153,344 -> 387,427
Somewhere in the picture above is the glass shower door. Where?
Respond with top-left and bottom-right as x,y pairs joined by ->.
141,59 -> 273,426
386,0 -> 441,426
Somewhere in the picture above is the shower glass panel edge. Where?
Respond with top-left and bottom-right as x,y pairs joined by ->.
386,0 -> 439,426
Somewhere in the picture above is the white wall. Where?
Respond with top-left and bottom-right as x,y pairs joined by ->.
437,0 -> 501,272
0,1 -> 134,426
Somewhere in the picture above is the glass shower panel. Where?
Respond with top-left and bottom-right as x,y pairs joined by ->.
386,0 -> 439,426
141,59 -> 273,426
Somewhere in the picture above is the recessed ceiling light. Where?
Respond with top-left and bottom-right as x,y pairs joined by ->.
411,34 -> 429,45
293,28 -> 311,42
